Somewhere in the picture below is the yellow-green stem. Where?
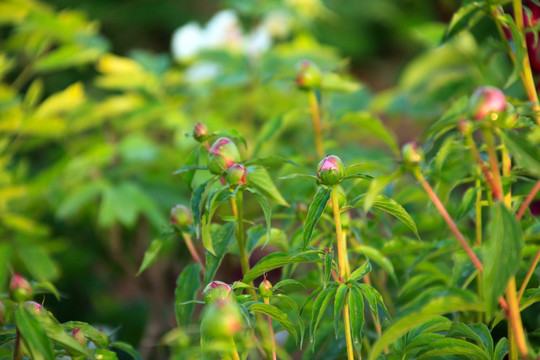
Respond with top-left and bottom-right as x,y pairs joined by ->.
230,337 -> 241,360
482,129 -> 503,201
308,90 -> 324,159
264,298 -> 277,360
518,248 -> 540,301
343,299 -> 355,360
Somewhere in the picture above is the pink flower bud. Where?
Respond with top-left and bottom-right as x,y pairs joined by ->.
296,60 -> 322,90
469,86 -> 506,120
207,138 -> 241,175
317,155 -> 344,185
193,123 -> 208,142
73,328 -> 86,346
24,301 -> 42,314
259,279 -> 273,299
203,281 -> 234,304
401,142 -> 424,165
170,204 -> 191,228
10,274 -> 32,302
227,163 -> 247,186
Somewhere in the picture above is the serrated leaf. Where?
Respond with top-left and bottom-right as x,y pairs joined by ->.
174,263 -> 202,326
303,187 -> 331,250
248,303 -> 298,343
136,238 -> 164,276
483,202 -> 523,317
369,295 -> 484,360
247,167 -> 288,206
15,307 -> 53,360
243,250 -> 323,283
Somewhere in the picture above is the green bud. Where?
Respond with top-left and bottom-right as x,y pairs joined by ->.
259,279 -> 273,299
200,301 -> 244,339
317,155 -> 344,185
193,123 -> 209,142
170,204 -> 191,228
227,163 -> 247,186
9,274 -> 32,302
203,281 -> 234,304
469,86 -> 507,121
401,142 -> 424,165
24,301 -> 42,315
207,138 -> 241,175
296,60 -> 322,90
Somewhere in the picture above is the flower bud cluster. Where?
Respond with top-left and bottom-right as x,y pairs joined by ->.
201,281 -> 244,340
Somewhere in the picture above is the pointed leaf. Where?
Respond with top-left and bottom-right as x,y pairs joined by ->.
246,188 -> 271,247
243,250 -> 323,283
350,287 -> 365,355
248,303 -> 298,343
303,187 -> 331,250
136,238 -> 164,276
15,307 -> 53,360
174,263 -> 202,326
349,259 -> 372,282
247,167 -> 288,206
333,283 -> 348,338
111,341 -> 143,360
204,222 -> 236,284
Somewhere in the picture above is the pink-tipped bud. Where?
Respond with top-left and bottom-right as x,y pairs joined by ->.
207,138 -> 241,175
73,328 -> 86,346
402,142 -> 424,165
317,155 -> 344,185
227,163 -> 247,186
203,281 -> 234,304
200,301 -> 244,339
259,279 -> 273,299
458,119 -> 473,135
24,301 -> 42,315
193,123 -> 208,142
10,274 -> 32,302
170,204 -> 191,228
469,86 -> 507,120
296,60 -> 322,91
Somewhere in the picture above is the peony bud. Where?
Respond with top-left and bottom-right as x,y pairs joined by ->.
259,279 -> 273,299
193,123 -> 208,142
401,142 -> 424,165
296,60 -> 322,90
469,86 -> 507,121
9,274 -> 32,302
203,281 -> 234,304
207,138 -> 241,175
73,328 -> 86,346
317,155 -> 344,185
24,301 -> 42,315
170,205 -> 191,228
200,301 -> 244,339
227,163 -> 247,186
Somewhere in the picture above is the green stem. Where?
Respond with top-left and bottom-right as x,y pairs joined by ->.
230,337 -> 241,360
518,248 -> 540,301
465,132 -> 499,200
475,178 -> 483,323
308,90 -> 324,159
331,186 -> 354,360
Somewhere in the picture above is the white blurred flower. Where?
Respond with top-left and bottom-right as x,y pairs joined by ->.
171,21 -> 205,62
245,25 -> 272,58
263,10 -> 292,39
204,9 -> 244,51
185,62 -> 221,83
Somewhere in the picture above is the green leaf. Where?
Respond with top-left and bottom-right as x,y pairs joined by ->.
416,338 -> 489,360
273,293 -> 305,347
333,283 -> 348,338
324,250 -> 333,287
303,187 -> 331,250
63,321 -> 109,349
191,179 -> 212,241
446,322 -> 486,351
339,111 -> 399,154
353,245 -> 396,282
444,2 -> 483,41
0,243 -> 12,290
94,349 -> 118,360
247,167 -> 288,206
111,341 -> 143,360
483,202 -> 523,317
246,226 -> 289,254
350,194 -> 420,239
310,286 -> 337,346
15,307 -> 54,360
39,315 -> 94,358
33,281 -> 60,300
349,287 -> 365,355
500,129 -> 540,177
204,222 -> 236,284
273,279 -> 305,290
348,259 -> 372,282
252,114 -> 283,157
172,164 -> 207,175
369,295 -> 484,360
246,188 -> 271,247
201,186 -> 230,256
18,245 -> 58,281
278,173 -> 319,181
363,173 -> 398,212
493,338 -> 508,360
174,263 -> 202,326
182,146 -> 201,190
248,303 -> 298,343
243,250 -> 323,283
456,186 -> 477,221
136,238 -> 164,276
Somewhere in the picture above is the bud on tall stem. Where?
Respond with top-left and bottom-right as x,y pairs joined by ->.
207,138 -> 241,175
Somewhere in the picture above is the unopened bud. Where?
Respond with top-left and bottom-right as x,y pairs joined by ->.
317,155 -> 344,185
200,301 -> 244,339
193,123 -> 208,142
24,301 -> 42,315
469,86 -> 506,121
296,60 -> 322,90
207,138 -> 241,175
402,142 -> 424,165
170,205 -> 191,228
458,119 -> 473,135
10,274 -> 32,302
227,164 -> 247,186
259,279 -> 273,299
203,281 -> 234,304
73,328 -> 86,346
